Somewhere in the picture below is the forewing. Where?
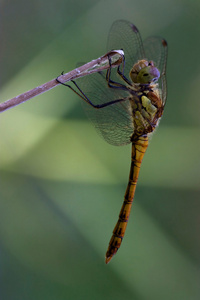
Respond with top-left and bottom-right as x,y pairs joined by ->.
143,37 -> 168,105
107,20 -> 145,80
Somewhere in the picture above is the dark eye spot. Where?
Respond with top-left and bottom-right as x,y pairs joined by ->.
143,73 -> 148,76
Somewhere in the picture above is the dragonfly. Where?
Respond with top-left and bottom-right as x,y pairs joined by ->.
57,20 -> 167,264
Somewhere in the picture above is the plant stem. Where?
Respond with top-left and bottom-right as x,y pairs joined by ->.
0,50 -> 124,113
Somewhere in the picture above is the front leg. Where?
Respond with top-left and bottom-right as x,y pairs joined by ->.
106,56 -> 128,91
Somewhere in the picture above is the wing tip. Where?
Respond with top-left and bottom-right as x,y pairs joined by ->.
162,39 -> 168,47
130,23 -> 139,33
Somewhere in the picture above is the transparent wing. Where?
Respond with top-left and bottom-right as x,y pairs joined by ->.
75,71 -> 134,146
143,37 -> 168,105
72,21 -> 167,145
107,20 -> 145,80
72,20 -> 148,146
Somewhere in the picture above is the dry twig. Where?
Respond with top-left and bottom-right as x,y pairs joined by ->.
0,50 -> 124,113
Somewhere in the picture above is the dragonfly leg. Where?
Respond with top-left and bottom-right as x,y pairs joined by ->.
56,76 -> 105,107
117,65 -> 132,85
56,76 -> 128,109
56,77 -> 91,104
114,54 -> 132,85
71,80 -> 129,108
106,56 -> 128,90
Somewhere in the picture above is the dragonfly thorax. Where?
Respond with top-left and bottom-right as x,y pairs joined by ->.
129,59 -> 160,84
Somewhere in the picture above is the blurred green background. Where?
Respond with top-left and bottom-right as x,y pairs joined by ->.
0,0 -> 200,299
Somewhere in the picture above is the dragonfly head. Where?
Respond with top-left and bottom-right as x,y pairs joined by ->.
130,59 -> 160,84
